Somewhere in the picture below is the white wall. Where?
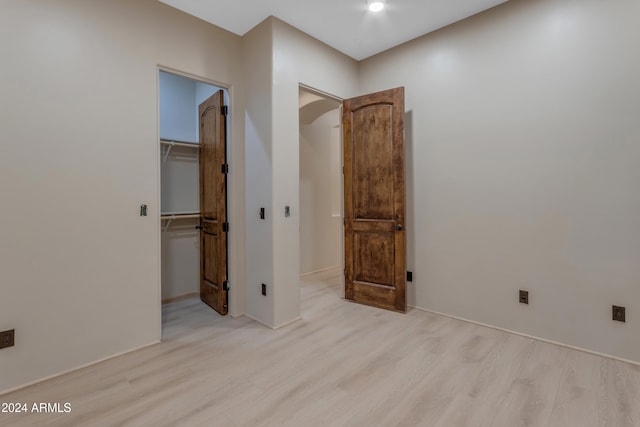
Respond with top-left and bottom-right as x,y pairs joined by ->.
271,18 -> 359,327
359,0 -> 640,362
161,219 -> 199,300
160,73 -> 201,215
160,71 -> 198,143
300,109 -> 342,274
0,0 -> 245,393
160,140 -> 200,301
243,19 -> 275,326
160,145 -> 199,214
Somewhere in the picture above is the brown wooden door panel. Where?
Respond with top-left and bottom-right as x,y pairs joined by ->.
343,87 -> 406,313
199,90 -> 228,315
351,283 -> 399,312
201,133 -> 218,220
203,232 -> 218,284
352,220 -> 395,233
353,232 -> 395,286
352,104 -> 395,220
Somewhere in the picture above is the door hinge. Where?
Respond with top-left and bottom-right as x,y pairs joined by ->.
221,163 -> 229,174
222,222 -> 229,232
223,280 -> 230,291
221,105 -> 229,116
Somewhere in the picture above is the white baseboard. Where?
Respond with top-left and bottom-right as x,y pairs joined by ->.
161,292 -> 198,304
244,313 -> 302,330
273,316 -> 302,330
409,305 -> 640,367
300,265 -> 340,277
0,341 -> 161,396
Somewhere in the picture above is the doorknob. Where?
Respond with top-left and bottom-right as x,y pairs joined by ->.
195,225 -> 203,230
396,224 -> 403,231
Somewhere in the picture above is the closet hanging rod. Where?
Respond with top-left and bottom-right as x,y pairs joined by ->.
161,213 -> 200,232
160,139 -> 201,148
160,140 -> 200,162
160,213 -> 200,220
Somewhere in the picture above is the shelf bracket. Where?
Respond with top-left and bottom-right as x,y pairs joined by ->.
162,142 -> 175,162
162,217 -> 174,232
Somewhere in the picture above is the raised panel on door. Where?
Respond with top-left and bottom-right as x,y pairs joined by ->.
343,87 -> 406,312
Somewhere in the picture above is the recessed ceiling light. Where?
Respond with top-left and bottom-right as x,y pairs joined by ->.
367,0 -> 385,12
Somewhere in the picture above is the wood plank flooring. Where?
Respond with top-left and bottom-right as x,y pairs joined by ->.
1,268 -> 639,426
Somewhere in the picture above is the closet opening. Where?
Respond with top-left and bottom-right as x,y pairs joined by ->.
298,85 -> 344,294
159,69 -> 231,330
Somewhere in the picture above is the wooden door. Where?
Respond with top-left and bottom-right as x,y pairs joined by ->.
199,90 -> 228,315
343,87 -> 406,312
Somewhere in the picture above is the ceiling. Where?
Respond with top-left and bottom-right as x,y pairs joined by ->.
158,0 -> 511,60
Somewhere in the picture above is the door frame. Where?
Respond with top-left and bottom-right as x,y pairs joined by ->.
157,66 -> 235,335
298,83 -> 346,297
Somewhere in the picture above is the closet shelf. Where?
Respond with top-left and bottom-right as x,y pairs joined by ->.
160,139 -> 200,162
161,212 -> 200,232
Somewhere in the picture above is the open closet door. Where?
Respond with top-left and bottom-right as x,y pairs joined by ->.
343,87 -> 406,312
199,90 -> 228,315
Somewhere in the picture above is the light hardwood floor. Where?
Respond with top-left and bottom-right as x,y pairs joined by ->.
1,268 -> 639,426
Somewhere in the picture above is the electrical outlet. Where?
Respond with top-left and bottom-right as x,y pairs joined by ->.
0,329 -> 15,349
519,290 -> 529,304
612,305 -> 626,322
261,283 -> 267,296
